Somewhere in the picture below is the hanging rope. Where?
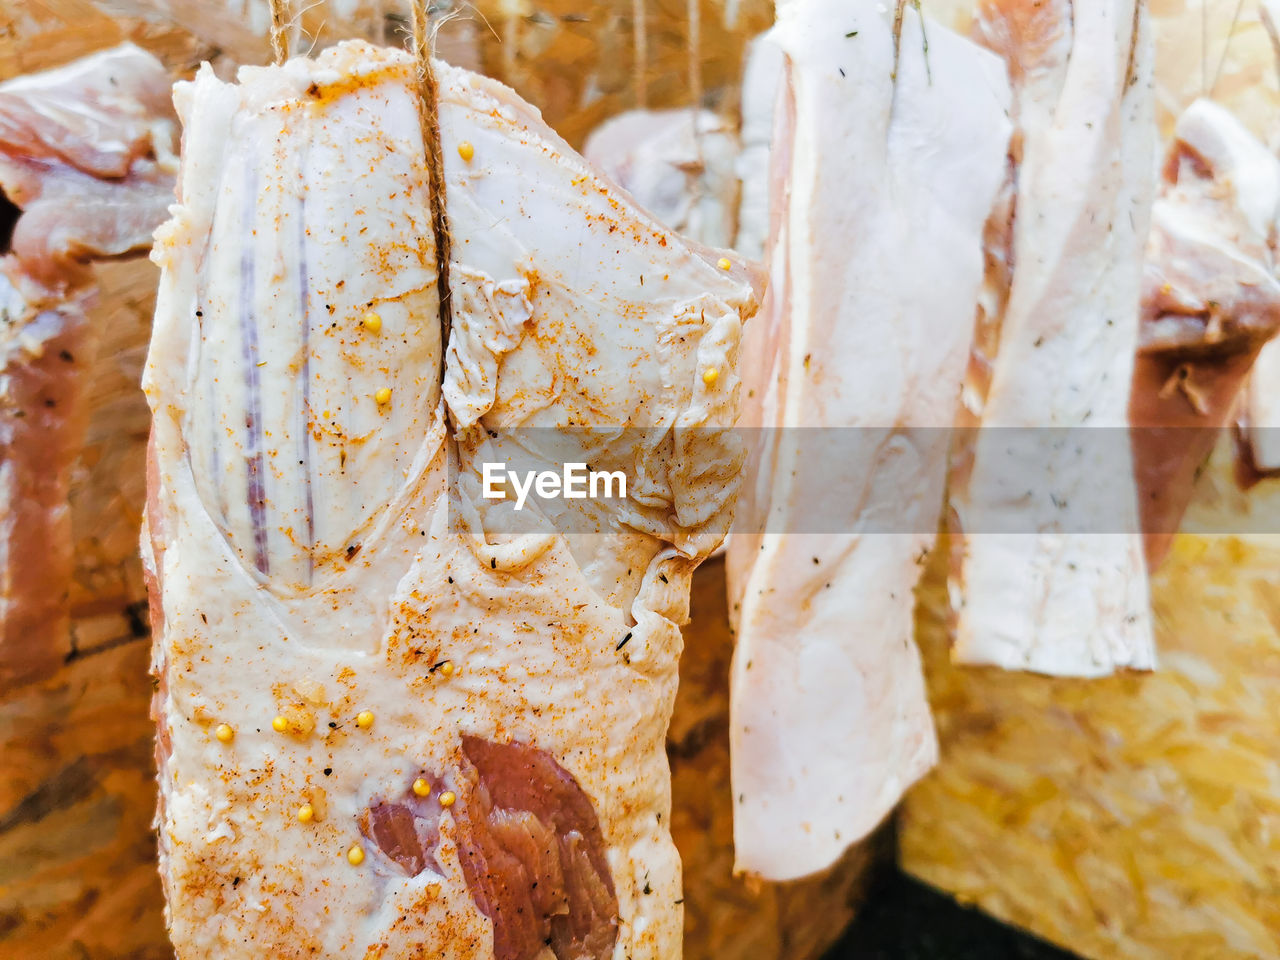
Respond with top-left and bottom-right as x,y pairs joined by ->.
501,0 -> 520,90
633,0 -> 648,108
685,0 -> 705,217
411,0 -> 455,363
686,0 -> 702,110
1201,0 -> 1209,95
1263,0 -> 1280,88
1209,0 -> 1247,95
269,0 -> 291,63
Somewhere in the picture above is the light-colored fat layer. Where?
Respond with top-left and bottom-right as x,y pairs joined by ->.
951,0 -> 1157,676
1249,1 -> 1280,476
1249,343 -> 1280,468
1245,73 -> 1280,473
725,0 -> 1011,881
146,41 -> 756,960
733,34 -> 784,262
176,58 -> 441,595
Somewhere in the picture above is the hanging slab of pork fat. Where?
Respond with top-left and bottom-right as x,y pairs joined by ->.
724,0 -> 1011,881
950,0 -> 1158,675
0,44 -> 176,690
1232,0 -> 1280,483
1245,345 -> 1280,480
1132,99 -> 1280,566
143,41 -> 757,960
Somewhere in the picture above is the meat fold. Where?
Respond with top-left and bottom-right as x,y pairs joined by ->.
0,43 -> 176,691
949,0 -> 1158,676
724,0 -> 1011,881
143,41 -> 757,959
1132,99 -> 1280,566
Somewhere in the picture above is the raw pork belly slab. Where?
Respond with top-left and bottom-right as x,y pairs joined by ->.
0,43 -> 176,690
950,0 -> 1158,675
725,0 -> 1010,881
143,41 -> 757,960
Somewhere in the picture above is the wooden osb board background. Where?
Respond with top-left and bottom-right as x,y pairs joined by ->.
903,523 -> 1280,958
467,0 -> 772,146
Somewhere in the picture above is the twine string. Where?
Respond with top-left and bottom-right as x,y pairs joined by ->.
633,0 -> 648,108
269,0 -> 290,63
686,0 -> 705,215
411,0 -> 456,380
